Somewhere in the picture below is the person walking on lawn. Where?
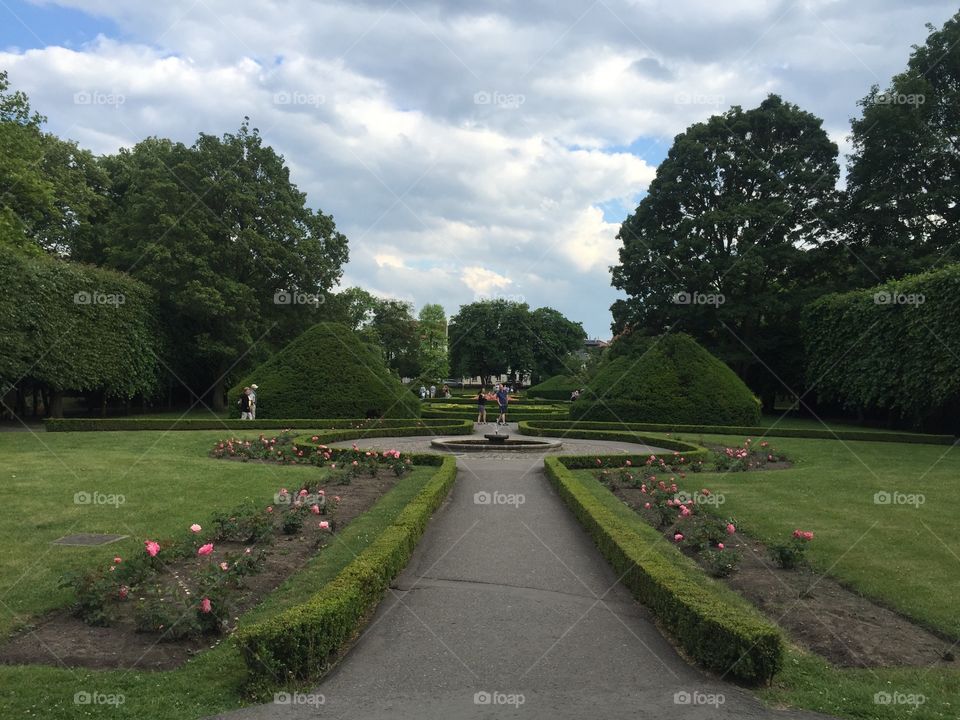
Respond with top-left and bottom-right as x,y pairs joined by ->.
496,383 -> 509,426
476,387 -> 488,424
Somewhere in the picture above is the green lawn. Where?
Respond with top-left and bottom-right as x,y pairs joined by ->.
577,431 -> 960,719
0,427 -> 440,719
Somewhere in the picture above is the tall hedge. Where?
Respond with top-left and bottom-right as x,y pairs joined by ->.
803,264 -> 960,429
571,333 -> 760,425
0,251 -> 158,400
526,374 -> 579,400
229,322 -> 421,419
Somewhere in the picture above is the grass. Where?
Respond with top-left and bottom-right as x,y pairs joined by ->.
575,431 -> 960,719
0,427 -> 441,719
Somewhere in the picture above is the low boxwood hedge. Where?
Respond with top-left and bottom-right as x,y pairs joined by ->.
544,456 -> 783,684
234,455 -> 456,694
519,419 -> 954,445
44,418 -> 473,434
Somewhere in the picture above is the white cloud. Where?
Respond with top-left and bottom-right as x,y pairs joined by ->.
2,0 -> 957,336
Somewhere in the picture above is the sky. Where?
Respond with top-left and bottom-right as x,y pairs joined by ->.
1,0 -> 957,338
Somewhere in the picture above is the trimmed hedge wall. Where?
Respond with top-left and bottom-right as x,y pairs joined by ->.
544,457 -> 783,684
228,322 -> 421,419
519,419 -> 954,445
517,421 -> 709,463
422,406 -> 569,422
44,417 -> 473,435
527,374 -> 580,400
235,455 -> 456,692
571,333 -> 761,425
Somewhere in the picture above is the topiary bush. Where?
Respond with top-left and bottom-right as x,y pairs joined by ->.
527,374 -> 580,400
571,333 -> 760,425
228,322 -> 420,419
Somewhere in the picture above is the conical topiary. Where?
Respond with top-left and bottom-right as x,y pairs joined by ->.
571,332 -> 760,425
228,322 -> 421,419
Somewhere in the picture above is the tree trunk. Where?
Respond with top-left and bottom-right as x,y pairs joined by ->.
49,390 -> 64,418
100,392 -> 108,418
211,377 -> 226,411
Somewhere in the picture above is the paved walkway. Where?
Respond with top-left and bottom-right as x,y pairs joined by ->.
214,427 -> 834,720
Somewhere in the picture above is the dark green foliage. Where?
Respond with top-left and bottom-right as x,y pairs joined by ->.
228,322 -> 421,419
571,333 -> 760,425
544,457 -> 783,684
0,251 -> 158,399
235,457 -> 457,694
45,417 -> 471,433
803,264 -> 960,430
527,374 -> 580,400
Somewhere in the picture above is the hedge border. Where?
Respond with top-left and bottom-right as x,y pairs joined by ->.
234,454 -> 456,694
44,418 -> 473,434
517,421 -> 710,464
520,419 -> 954,445
544,456 -> 783,684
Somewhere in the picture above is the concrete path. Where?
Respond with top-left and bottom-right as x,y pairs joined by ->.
214,428 -> 834,720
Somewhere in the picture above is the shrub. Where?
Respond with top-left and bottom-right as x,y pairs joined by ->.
770,530 -> 814,569
527,374 -> 580,400
570,333 -> 761,425
544,456 -> 783,683
227,322 -> 421,419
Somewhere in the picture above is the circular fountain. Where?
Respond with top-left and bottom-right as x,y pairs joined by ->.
430,431 -> 562,453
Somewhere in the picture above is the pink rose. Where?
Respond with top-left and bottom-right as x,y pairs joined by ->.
145,540 -> 160,557
717,543 -> 724,550
310,504 -> 321,515
199,597 -> 212,614
190,524 -> 202,533
318,521 -> 330,531
673,533 -> 684,543
198,543 -> 214,556
726,523 -> 736,535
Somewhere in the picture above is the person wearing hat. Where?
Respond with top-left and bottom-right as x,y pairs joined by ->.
249,384 -> 258,419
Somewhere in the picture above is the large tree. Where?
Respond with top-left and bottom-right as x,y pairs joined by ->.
610,94 -> 839,407
79,120 -> 348,408
842,11 -> 960,286
417,303 -> 449,382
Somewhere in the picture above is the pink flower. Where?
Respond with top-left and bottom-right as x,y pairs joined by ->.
352,461 -> 358,466
198,543 -> 214,556
145,540 -> 160,557
596,458 -> 602,466
199,597 -> 212,614
318,521 -> 330,531
311,435 -> 319,441
219,562 -> 229,571
190,524 -> 202,534
279,488 -> 288,495
299,489 -> 308,496
266,506 -> 274,513
625,460 -> 632,466
726,523 -> 736,535
673,533 -> 684,543
113,556 -> 122,564
717,543 -> 725,550
310,504 -> 321,515
643,502 -> 651,509
333,496 -> 341,502
118,585 -> 129,600
318,489 -> 325,496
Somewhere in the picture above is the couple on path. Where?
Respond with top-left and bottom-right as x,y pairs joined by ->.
476,384 -> 510,425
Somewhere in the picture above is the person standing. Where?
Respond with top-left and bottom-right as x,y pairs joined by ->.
429,384 -> 436,399
496,383 -> 509,426
249,384 -> 258,419
239,387 -> 252,420
419,385 -> 427,400
476,387 -> 488,424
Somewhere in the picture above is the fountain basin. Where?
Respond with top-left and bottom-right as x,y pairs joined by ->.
430,436 -> 562,453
